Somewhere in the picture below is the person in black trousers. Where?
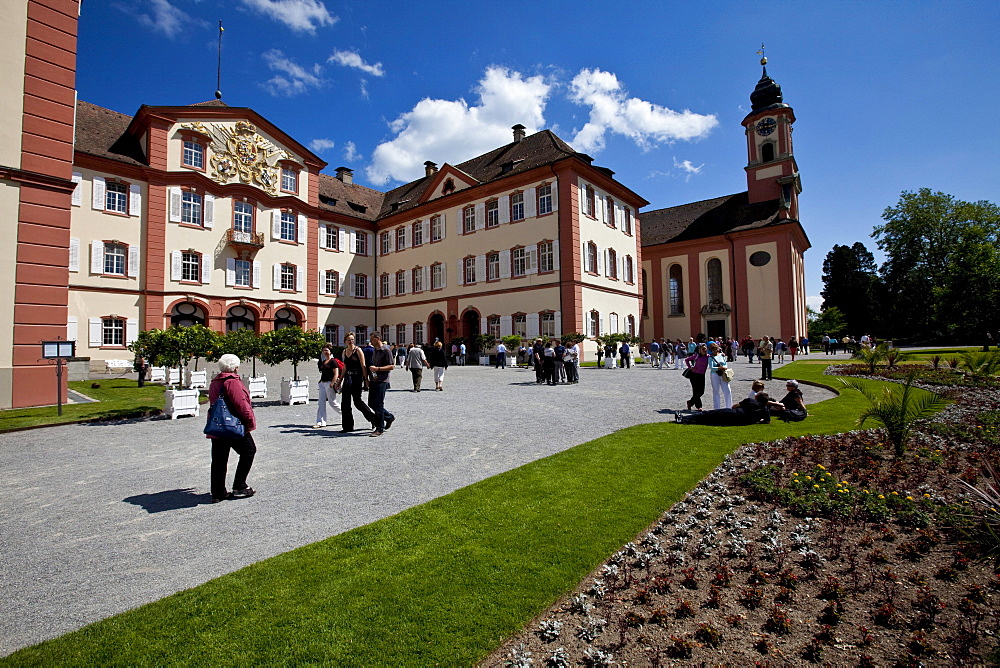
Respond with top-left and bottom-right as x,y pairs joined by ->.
339,332 -> 376,433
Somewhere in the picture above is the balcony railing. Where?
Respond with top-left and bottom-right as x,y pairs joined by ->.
226,228 -> 265,250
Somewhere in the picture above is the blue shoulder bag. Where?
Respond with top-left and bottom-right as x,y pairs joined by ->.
204,395 -> 245,438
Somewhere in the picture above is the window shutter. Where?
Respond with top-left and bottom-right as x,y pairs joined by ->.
475,254 -> 486,282
128,245 -> 139,277
226,258 -> 235,286
526,247 -> 538,275
71,173 -> 82,206
499,249 -> 511,278
403,271 -> 410,294
601,247 -> 607,276
297,214 -> 307,245
422,265 -> 430,290
89,317 -> 102,346
578,183 -> 585,214
366,232 -> 373,255
318,224 -> 327,249
581,241 -> 588,271
90,241 -> 104,274
364,275 -> 370,298
525,187 -> 536,218
526,313 -> 539,338
422,219 -> 430,241
552,240 -> 560,270
441,263 -> 447,288
457,259 -> 464,286
500,315 -> 512,336
273,263 -> 281,290
201,254 -> 211,284
171,250 -> 182,281
620,255 -> 626,281
271,210 -> 281,239
252,261 -> 261,288
554,311 -> 562,335
337,273 -> 344,295
68,238 -> 80,272
340,228 -> 348,252
440,213 -> 447,240
203,193 -> 214,228
348,273 -> 355,297
66,316 -> 78,342
126,319 -> 139,345
600,316 -> 605,336
474,203 -> 485,230
91,176 -> 105,210
169,187 -> 182,222
405,324 -> 414,345
318,270 -> 326,295
551,179 -> 559,210
129,184 -> 142,217
297,266 -> 305,292
498,195 -> 510,224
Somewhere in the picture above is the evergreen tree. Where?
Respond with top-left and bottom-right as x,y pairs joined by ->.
820,242 -> 881,335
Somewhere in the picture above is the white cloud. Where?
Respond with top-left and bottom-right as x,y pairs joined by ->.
568,68 -> 718,153
260,50 -> 324,96
673,158 -> 703,175
328,49 -> 385,77
807,295 -> 824,312
359,79 -> 369,99
308,138 -> 335,153
240,0 -> 337,34
132,0 -> 202,38
343,141 -> 361,162
366,66 -> 551,184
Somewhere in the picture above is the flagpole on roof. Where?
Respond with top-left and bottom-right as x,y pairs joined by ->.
215,21 -> 224,100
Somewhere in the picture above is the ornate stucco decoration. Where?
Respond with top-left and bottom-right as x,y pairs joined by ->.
185,121 -> 281,195
700,303 -> 732,315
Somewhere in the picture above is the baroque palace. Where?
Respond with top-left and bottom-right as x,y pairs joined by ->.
0,0 -> 807,408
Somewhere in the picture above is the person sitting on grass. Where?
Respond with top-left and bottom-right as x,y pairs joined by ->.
676,393 -> 772,426
764,379 -> 808,422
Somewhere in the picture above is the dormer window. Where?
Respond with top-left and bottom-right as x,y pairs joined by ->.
182,140 -> 205,170
280,165 -> 299,194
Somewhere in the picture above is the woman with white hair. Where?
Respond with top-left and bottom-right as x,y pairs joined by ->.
765,379 -> 808,422
206,354 -> 257,502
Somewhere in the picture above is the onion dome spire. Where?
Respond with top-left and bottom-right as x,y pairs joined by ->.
750,46 -> 785,111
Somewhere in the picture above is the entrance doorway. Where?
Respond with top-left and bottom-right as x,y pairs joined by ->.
706,319 -> 727,340
429,312 -> 445,344
462,310 -> 480,342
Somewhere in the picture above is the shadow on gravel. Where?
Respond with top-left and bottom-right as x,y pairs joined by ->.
123,488 -> 212,513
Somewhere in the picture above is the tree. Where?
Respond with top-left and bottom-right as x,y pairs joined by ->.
807,306 -> 847,341
259,327 -> 326,381
820,242 -> 881,335
874,189 -> 1000,341
215,328 -> 264,377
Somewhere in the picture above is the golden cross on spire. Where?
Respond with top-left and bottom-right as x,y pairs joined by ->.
757,43 -> 767,66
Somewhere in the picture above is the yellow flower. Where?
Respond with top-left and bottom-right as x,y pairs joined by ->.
814,484 -> 820,489
891,491 -> 898,496
817,465 -> 826,470
878,495 -> 885,499
906,496 -> 913,501
806,476 -> 812,480
924,494 -> 931,498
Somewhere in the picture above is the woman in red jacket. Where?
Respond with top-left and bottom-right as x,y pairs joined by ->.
207,354 -> 257,503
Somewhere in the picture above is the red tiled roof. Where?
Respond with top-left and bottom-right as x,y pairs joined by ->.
640,192 -> 790,246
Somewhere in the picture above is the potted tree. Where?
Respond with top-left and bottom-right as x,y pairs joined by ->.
474,333 -> 495,365
129,327 -> 201,419
217,328 -> 267,398
260,326 -> 325,405
183,324 -> 218,389
502,334 -> 523,365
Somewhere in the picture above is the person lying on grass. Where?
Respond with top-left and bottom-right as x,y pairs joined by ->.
676,393 -> 771,426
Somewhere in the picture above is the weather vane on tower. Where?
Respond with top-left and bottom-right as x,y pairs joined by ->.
757,43 -> 767,66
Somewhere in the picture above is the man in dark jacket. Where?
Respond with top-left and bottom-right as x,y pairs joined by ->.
366,332 -> 395,437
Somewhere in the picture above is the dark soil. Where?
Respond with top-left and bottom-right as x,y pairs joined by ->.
485,373 -> 1000,667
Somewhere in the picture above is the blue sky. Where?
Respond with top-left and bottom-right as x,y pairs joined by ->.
78,1 -> 1000,308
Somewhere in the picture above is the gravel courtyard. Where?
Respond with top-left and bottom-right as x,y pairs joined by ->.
0,357 -> 840,656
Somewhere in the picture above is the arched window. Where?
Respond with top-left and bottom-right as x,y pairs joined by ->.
761,142 -> 775,163
707,259 -> 723,306
668,265 -> 684,316
171,302 -> 205,327
226,305 -> 255,331
274,308 -> 298,330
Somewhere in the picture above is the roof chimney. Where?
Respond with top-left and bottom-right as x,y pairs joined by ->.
512,124 -> 526,142
424,161 -> 438,177
335,167 -> 353,184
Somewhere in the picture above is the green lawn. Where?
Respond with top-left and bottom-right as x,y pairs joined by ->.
0,380 -> 168,431
3,363 -> 920,666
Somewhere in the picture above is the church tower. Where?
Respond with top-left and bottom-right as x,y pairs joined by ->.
742,55 -> 801,219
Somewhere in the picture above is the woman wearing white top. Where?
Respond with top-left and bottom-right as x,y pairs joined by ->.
707,342 -> 733,409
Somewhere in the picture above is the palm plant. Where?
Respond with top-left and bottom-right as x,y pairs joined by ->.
947,357 -> 961,370
854,343 -> 889,375
929,355 -> 942,371
840,371 -> 949,457
884,348 -> 905,369
956,458 -> 1000,564
959,351 -> 1000,383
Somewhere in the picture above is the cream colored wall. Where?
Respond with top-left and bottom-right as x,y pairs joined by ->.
0,183 -> 21,376
68,289 -> 142,360
658,254 -> 693,342
576,176 -> 640,294
743,241 -> 782,338
0,1 -> 27,167
754,165 -> 783,180
69,167 -> 144,289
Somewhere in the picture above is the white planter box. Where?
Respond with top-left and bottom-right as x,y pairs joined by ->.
167,368 -> 182,386
149,366 -> 166,382
187,369 -> 208,389
281,377 -> 309,405
479,356 -> 490,366
242,375 -> 267,399
164,388 -> 201,419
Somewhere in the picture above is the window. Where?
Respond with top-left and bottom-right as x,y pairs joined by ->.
412,221 -> 424,246
412,266 -> 424,292
396,324 -> 406,345
607,198 -> 616,228
280,264 -> 296,291
627,315 -> 635,336
381,231 -> 392,255
181,251 -> 201,282
380,273 -> 391,298
182,140 -> 204,169
707,258 -> 723,305
430,215 -> 443,242
381,325 -> 390,342
587,242 -> 598,274
464,257 -> 476,284
396,227 -> 406,251
354,273 -> 368,298
275,308 -> 298,329
513,314 -> 527,338
541,312 -> 555,337
512,247 -> 526,277
104,242 -> 126,275
355,230 -> 368,255
233,201 -> 253,234
281,166 -> 298,194
761,142 -> 775,162
106,182 -> 127,214
585,186 -> 596,218
324,270 -> 339,295
484,253 -> 499,281
669,264 -> 684,315
463,206 -> 476,234
537,184 -> 552,215
539,241 -> 554,273
171,302 -> 205,327
624,256 -> 634,284
396,270 -> 406,295
354,325 -> 368,342
324,224 -> 338,250
235,259 -> 251,287
609,313 -> 619,333
324,325 -> 339,345
413,322 -> 424,344
589,311 -> 599,338
488,316 -> 500,339
608,248 -> 618,280
486,200 -> 499,227
279,212 -> 296,242
623,207 -> 632,235
227,305 -> 255,331
181,191 -> 202,226
431,263 -> 443,290
102,318 -> 125,347
510,192 -> 524,221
